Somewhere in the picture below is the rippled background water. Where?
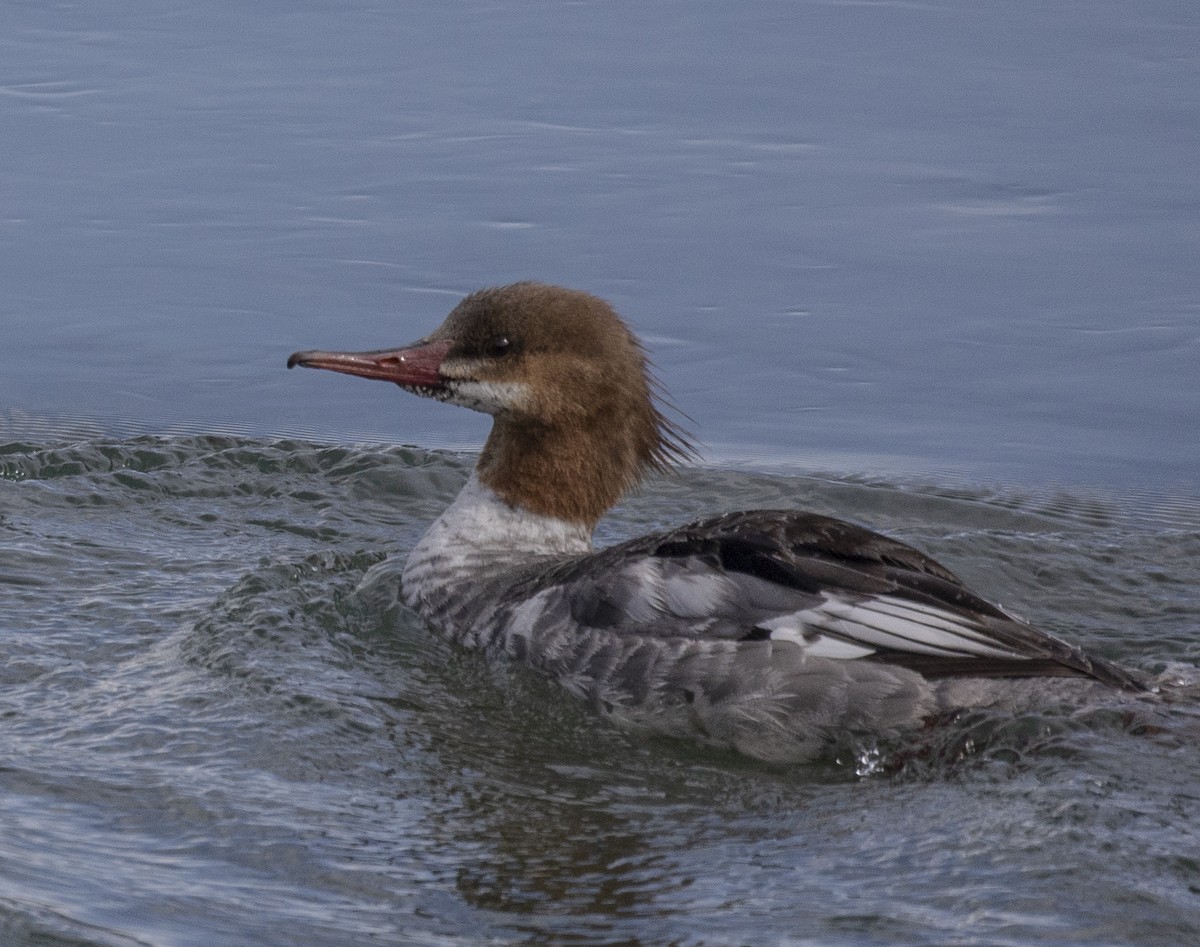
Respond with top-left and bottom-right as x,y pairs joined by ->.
2,0 -> 1199,944
3,438 -> 1199,946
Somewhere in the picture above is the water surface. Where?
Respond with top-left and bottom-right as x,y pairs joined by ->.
2,0 -> 1199,944
2,0 -> 1197,487
3,438 -> 1200,946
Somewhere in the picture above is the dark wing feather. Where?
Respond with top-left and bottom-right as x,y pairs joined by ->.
518,509 -> 1145,691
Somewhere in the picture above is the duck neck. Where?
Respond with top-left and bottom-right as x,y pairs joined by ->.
402,471 -> 593,621
476,417 -> 641,530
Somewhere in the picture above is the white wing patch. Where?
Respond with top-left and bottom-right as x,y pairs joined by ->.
619,559 -> 667,623
662,571 -> 735,619
759,614 -> 877,660
611,561 -> 738,623
762,593 -> 1022,661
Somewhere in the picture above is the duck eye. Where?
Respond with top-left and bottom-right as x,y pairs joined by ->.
485,335 -> 513,357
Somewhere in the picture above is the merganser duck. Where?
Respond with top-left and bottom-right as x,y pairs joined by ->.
288,282 -> 1147,763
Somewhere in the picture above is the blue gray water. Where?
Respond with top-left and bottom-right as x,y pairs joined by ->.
3,440 -> 1200,946
2,1 -> 1199,944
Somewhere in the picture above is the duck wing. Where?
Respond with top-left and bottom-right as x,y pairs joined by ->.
514,509 -> 1144,690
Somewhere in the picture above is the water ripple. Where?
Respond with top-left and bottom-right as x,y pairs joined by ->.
2,433 -> 1198,944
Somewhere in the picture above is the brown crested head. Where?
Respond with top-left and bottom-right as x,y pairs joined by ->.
434,282 -> 695,526
289,281 -> 695,527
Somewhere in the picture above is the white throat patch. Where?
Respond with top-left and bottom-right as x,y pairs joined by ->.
444,379 -> 532,416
